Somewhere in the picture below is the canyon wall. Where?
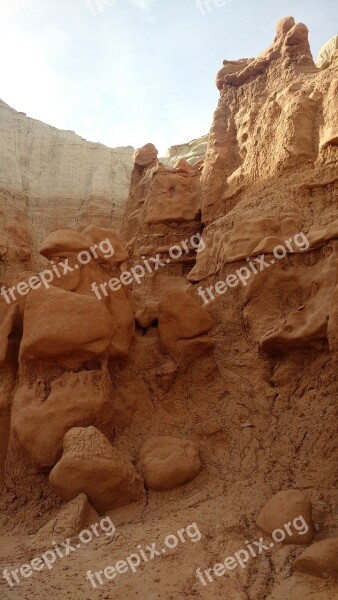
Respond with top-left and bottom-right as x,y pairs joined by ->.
0,99 -> 134,280
0,18 -> 337,600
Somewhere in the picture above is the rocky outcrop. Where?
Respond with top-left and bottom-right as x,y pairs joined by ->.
49,427 -> 144,513
158,288 -> 214,359
293,538 -> 338,578
0,99 -> 133,288
12,371 -> 116,470
161,135 -> 208,167
199,18 -> 338,224
0,17 -> 337,600
317,35 -> 338,69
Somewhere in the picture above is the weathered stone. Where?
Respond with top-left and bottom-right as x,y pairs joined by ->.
256,490 -> 314,544
293,538 -> 338,578
138,436 -> 202,491
50,427 -> 144,513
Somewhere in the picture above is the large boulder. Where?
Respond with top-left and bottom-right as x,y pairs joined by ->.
39,230 -> 92,258
49,427 -> 144,513
134,143 -> 158,168
12,370 -> 116,470
19,286 -> 114,361
137,436 -> 202,491
82,225 -> 128,265
256,489 -> 314,544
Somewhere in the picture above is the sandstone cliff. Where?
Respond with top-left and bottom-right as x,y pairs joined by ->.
0,99 -> 134,279
161,135 -> 208,167
0,18 -> 337,600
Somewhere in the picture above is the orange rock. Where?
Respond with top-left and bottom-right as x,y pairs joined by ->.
256,490 -> 314,544
261,255 -> 336,351
49,427 -> 144,513
0,304 -> 19,362
107,287 -> 135,359
276,16 -> 295,37
137,436 -> 201,491
134,143 -> 158,168
12,370 -> 116,470
40,230 -> 93,258
293,538 -> 338,578
158,289 -> 213,357
82,225 -> 128,265
145,165 -> 200,225
20,286 -> 114,361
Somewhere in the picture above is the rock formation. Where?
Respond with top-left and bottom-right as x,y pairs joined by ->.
137,435 -> 202,491
49,427 -> 144,513
161,135 -> 208,167
0,17 -> 337,600
0,98 -> 134,282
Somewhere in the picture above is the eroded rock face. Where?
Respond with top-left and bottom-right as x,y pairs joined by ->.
256,490 -> 314,545
260,253 -> 337,352
161,135 -> 208,167
293,538 -> 338,578
27,494 -> 99,550
317,35 -> 338,69
0,99 -> 133,270
20,286 -> 114,362
134,143 -> 158,168
49,427 -> 144,513
158,289 -> 214,358
137,436 -> 202,491
12,370 -> 116,470
0,16 -> 337,600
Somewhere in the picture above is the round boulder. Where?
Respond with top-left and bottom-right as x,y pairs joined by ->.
137,435 -> 202,491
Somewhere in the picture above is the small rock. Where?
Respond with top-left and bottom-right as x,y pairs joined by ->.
256,489 -> 314,544
138,436 -> 202,491
293,538 -> 338,578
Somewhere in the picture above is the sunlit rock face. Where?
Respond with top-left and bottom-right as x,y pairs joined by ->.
0,19 -> 338,600
0,98 -> 134,281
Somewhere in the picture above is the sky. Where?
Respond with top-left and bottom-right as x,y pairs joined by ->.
0,0 -> 337,155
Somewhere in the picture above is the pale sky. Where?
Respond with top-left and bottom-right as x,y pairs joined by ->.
0,0 -> 337,154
